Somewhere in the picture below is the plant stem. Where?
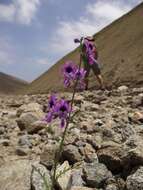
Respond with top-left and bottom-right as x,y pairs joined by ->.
51,44 -> 83,190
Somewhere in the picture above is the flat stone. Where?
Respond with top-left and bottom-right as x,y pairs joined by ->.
70,187 -> 97,190
71,169 -> 85,187
97,144 -> 123,173
56,161 -> 72,190
0,139 -> 10,146
32,163 -> 51,190
27,120 -> 47,134
17,103 -> 44,117
83,162 -> 112,188
0,160 -> 32,190
117,86 -> 128,93
16,112 -> 39,131
62,144 -> 82,164
18,135 -> 32,148
16,146 -> 30,156
126,166 -> 143,190
128,111 -> 143,124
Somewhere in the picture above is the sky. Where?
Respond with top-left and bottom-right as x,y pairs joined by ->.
0,0 -> 142,82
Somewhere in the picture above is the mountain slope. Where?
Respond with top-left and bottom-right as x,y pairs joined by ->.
0,72 -> 29,94
25,2 -> 143,94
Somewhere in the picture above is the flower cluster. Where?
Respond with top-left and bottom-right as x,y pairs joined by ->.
44,95 -> 71,128
41,37 -> 91,189
62,61 -> 86,89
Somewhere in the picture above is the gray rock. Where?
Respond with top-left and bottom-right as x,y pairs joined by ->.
62,144 -> 82,164
17,102 -> 44,117
7,110 -> 17,118
82,101 -> 99,112
0,160 -> 32,190
131,94 -> 143,108
79,143 -> 97,163
18,135 -> 32,148
94,119 -> 104,126
70,187 -> 97,190
121,124 -> 136,142
97,144 -> 123,173
71,169 -> 85,187
0,139 -> 10,146
126,166 -> 143,190
122,136 -> 143,167
27,120 -> 47,134
0,126 -> 5,134
56,161 -> 72,190
16,146 -> 30,156
87,135 -> 102,150
83,162 -> 112,188
105,177 -> 120,190
40,144 -> 57,169
105,184 -> 118,190
128,111 -> 143,124
116,177 -> 126,190
32,163 -> 51,190
30,134 -> 41,146
16,112 -> 39,131
117,86 -> 128,93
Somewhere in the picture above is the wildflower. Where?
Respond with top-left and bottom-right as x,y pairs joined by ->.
44,111 -> 53,123
62,61 -> 77,87
54,99 -> 71,128
44,95 -> 57,123
74,68 -> 87,89
48,94 -> 57,109
62,61 -> 87,89
44,96 -> 71,128
74,67 -> 86,80
62,61 -> 76,78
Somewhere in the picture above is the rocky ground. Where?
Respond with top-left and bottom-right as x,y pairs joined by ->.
0,86 -> 143,190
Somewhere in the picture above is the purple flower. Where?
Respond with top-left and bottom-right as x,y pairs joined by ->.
62,61 -> 77,87
44,96 -> 71,128
43,95 -> 57,123
74,68 -> 86,80
54,99 -> 71,128
44,111 -> 53,123
62,61 -> 76,77
62,61 -> 87,89
48,95 -> 57,109
74,68 -> 86,89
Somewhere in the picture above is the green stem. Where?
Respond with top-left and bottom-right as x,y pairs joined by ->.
51,42 -> 83,190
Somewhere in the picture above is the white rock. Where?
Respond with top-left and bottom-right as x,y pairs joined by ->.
56,161 -> 72,190
117,85 -> 128,92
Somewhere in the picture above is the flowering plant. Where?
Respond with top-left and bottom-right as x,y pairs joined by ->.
62,61 -> 86,89
62,61 -> 77,87
37,37 -> 86,190
44,95 -> 71,128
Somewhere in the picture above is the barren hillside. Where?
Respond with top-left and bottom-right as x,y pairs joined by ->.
24,3 -> 143,94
